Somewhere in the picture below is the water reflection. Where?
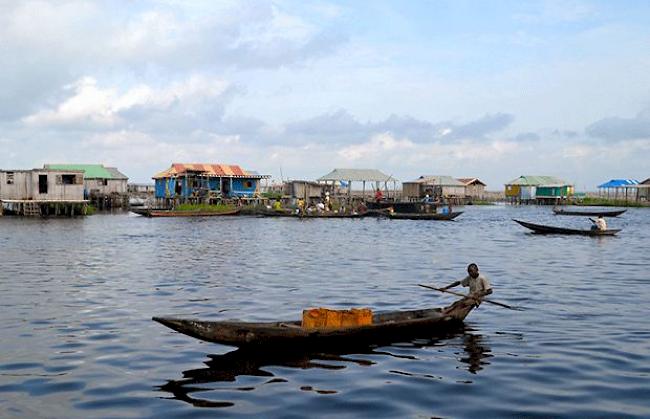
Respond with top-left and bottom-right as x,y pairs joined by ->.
459,333 -> 492,374
158,328 -> 492,408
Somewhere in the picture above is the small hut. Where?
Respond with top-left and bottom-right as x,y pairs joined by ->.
636,178 -> 650,201
597,179 -> 639,200
317,168 -> 398,200
505,175 -> 573,203
402,176 -> 466,201
0,168 -> 86,216
457,178 -> 487,199
283,180 -> 323,199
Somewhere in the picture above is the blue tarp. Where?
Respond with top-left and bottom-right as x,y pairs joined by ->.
598,179 -> 639,188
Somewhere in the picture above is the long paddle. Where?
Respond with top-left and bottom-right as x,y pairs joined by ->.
417,284 -> 523,311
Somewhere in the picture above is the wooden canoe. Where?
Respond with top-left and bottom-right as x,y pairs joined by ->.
131,208 -> 241,217
513,219 -> 621,236
153,296 -> 478,349
387,211 -> 463,221
259,210 -> 369,219
552,207 -> 627,217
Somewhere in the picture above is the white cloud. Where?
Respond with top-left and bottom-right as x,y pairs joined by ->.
22,75 -> 230,128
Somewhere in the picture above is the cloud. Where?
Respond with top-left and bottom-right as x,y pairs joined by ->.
282,110 -> 514,146
0,1 -> 348,120
585,107 -> 650,141
22,75 -> 232,132
513,132 -> 541,142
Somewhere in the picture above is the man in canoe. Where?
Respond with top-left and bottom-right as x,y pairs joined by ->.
442,263 -> 493,300
590,215 -> 607,231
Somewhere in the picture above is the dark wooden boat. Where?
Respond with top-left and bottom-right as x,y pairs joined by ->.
552,207 -> 627,217
387,211 -> 463,220
513,219 -> 621,236
131,208 -> 241,217
259,210 -> 368,219
153,296 -> 477,349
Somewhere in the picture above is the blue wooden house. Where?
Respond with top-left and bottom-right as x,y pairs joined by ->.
153,163 -> 269,203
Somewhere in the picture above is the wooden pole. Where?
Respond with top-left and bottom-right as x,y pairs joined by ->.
417,284 -> 522,311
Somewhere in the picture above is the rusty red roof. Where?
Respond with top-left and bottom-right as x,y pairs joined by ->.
153,163 -> 266,179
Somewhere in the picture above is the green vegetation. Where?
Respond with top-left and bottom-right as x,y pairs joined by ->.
575,197 -> 646,208
174,203 -> 237,213
261,191 -> 283,200
84,205 -> 97,215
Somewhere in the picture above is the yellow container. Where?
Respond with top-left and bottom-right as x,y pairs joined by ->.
302,308 -> 373,329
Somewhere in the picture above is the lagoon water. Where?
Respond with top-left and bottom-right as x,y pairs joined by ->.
1,205 -> 650,418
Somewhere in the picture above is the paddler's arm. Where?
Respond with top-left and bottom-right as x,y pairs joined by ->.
441,281 -> 461,290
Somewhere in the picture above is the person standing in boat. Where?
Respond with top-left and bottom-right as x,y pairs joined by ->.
374,188 -> 383,203
590,215 -> 607,231
442,263 -> 492,299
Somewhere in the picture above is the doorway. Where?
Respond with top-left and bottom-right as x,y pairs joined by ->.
39,175 -> 48,194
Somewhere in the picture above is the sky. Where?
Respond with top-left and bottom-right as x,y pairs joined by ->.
1,0 -> 649,190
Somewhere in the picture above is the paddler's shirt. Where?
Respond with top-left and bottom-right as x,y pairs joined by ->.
460,274 -> 491,296
594,218 -> 607,231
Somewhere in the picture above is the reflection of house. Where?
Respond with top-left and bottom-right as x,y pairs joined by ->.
0,168 -> 86,216
402,176 -> 466,200
457,178 -> 487,199
153,163 -> 270,203
505,175 -> 573,202
45,164 -> 128,196
283,180 -> 323,199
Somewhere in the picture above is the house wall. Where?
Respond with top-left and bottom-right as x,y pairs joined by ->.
85,178 -> 128,195
284,182 -> 323,198
231,178 -> 258,197
402,182 -> 421,199
0,171 -> 84,200
465,184 -> 485,198
441,185 -> 466,197
0,171 -> 33,200
537,185 -> 573,198
505,184 -> 520,197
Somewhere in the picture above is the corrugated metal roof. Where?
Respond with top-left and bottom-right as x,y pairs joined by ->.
457,177 -> 487,186
641,178 -> 650,185
505,175 -> 570,186
406,175 -> 465,186
598,179 -> 639,188
105,167 -> 128,180
317,168 -> 396,182
153,163 -> 267,179
45,164 -> 115,179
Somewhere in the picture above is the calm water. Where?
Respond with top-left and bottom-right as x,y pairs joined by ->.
1,206 -> 649,418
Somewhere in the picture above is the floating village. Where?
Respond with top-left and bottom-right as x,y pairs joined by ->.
0,162 -> 648,221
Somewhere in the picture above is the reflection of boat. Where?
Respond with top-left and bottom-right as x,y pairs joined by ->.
130,208 -> 241,217
553,207 -> 626,217
154,296 -> 478,349
513,219 -> 621,236
158,327 -> 490,408
387,211 -> 463,221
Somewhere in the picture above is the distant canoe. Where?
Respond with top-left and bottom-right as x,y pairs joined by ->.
513,219 -> 621,236
131,208 -> 241,217
387,211 -> 463,221
153,296 -> 477,349
553,208 -> 627,217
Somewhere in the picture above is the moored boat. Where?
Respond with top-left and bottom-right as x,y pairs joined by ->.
387,211 -> 463,221
552,207 -> 627,217
259,210 -> 369,219
513,219 -> 621,236
131,208 -> 241,217
153,296 -> 478,349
